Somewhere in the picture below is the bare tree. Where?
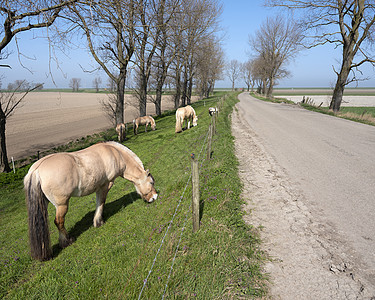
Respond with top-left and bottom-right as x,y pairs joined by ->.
151,0 -> 181,115
69,78 -> 81,92
249,16 -> 303,97
196,36 -> 225,98
266,0 -> 375,112
93,77 -> 102,93
63,0 -> 138,124
0,1 -> 75,172
226,59 -> 241,91
242,60 -> 256,92
0,0 -> 77,63
0,81 -> 41,172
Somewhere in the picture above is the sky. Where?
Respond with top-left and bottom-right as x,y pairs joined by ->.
1,0 -> 374,89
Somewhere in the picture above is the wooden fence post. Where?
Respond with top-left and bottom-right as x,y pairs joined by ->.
212,112 -> 216,135
207,124 -> 212,160
191,154 -> 200,233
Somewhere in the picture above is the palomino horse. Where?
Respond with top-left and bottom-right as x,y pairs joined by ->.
175,105 -> 198,133
116,123 -> 126,142
24,141 -> 157,261
133,116 -> 156,135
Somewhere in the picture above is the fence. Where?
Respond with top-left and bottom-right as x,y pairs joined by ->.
138,97 -> 222,299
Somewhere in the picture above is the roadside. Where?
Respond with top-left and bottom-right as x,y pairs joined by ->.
232,96 -> 375,299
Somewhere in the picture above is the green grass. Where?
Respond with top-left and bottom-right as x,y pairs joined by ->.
0,92 -> 268,299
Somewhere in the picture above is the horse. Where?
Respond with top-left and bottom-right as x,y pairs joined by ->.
175,105 -> 198,133
208,107 -> 218,116
133,116 -> 156,135
116,123 -> 126,142
24,141 -> 158,261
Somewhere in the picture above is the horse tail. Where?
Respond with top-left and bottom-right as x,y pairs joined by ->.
175,110 -> 182,133
24,170 -> 52,261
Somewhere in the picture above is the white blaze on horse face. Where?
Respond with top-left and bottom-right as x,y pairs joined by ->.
134,172 -> 157,203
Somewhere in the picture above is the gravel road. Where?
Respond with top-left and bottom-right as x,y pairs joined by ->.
232,93 -> 375,299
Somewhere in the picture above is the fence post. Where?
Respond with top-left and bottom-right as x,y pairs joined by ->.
191,154 -> 200,233
212,111 -> 216,135
207,124 -> 212,160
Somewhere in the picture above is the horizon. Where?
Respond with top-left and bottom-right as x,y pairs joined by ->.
1,0 -> 374,90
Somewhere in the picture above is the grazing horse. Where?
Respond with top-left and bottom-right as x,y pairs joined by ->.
116,123 -> 126,142
24,141 -> 158,261
175,105 -> 198,133
133,116 -> 156,135
208,107 -> 218,116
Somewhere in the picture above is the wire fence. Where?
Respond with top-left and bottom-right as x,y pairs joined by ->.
137,104 -> 219,299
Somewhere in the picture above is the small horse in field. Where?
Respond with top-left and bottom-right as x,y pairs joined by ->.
208,107 -> 218,116
116,123 -> 126,142
175,105 -> 198,133
24,141 -> 158,261
133,116 -> 156,135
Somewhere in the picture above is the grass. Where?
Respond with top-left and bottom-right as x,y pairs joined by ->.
0,92 -> 268,299
250,92 -> 375,127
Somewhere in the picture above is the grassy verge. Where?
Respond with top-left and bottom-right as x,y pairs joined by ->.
0,92 -> 268,299
250,92 -> 375,127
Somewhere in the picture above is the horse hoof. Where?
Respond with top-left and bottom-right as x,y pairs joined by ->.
60,236 -> 75,248
94,219 -> 104,228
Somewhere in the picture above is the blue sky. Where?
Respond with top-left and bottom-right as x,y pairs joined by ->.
1,0 -> 374,89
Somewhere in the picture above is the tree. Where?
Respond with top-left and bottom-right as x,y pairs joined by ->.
0,81 -> 41,172
0,0 -> 77,63
265,0 -> 375,112
0,0 -> 75,172
64,0 -> 138,124
226,59 -> 241,91
249,16 -> 303,97
242,60 -> 256,92
93,77 -> 102,93
196,36 -> 225,98
69,78 -> 81,92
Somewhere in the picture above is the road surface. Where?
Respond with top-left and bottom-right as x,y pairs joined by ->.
233,93 -> 375,299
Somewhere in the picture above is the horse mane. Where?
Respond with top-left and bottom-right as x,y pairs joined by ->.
105,141 -> 144,169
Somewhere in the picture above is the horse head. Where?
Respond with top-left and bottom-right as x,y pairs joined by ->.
193,114 -> 198,127
134,169 -> 158,203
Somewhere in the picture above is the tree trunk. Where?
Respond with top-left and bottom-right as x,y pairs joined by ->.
181,68 -> 188,107
174,71 -> 181,109
330,53 -> 353,112
116,74 -> 126,125
0,114 -> 11,173
139,73 -> 147,117
155,82 -> 163,116
187,77 -> 193,105
266,77 -> 274,98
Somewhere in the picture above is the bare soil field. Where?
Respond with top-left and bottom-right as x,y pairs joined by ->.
6,92 -> 192,160
282,95 -> 375,107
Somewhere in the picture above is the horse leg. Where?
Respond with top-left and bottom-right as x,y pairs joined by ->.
187,118 -> 191,129
145,122 -> 148,132
54,204 -> 74,248
93,182 -> 113,227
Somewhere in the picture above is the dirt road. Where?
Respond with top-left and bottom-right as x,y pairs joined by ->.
232,93 -> 375,299
6,92 -> 180,160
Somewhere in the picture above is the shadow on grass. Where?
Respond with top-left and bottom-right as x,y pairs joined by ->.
51,191 -> 140,258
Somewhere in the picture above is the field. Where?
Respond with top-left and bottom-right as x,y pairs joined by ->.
0,93 -> 268,298
6,92 -> 197,161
